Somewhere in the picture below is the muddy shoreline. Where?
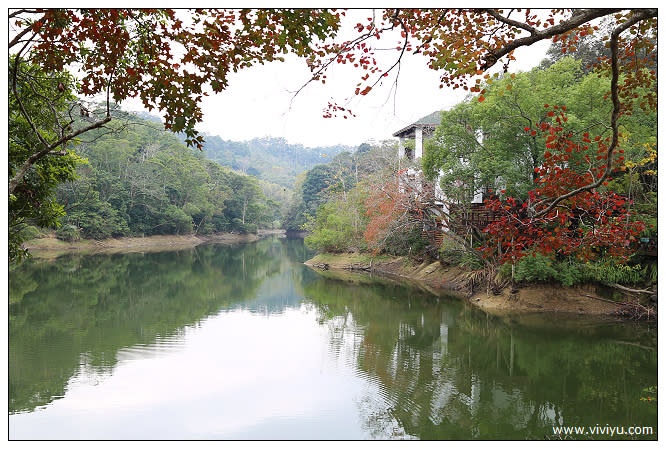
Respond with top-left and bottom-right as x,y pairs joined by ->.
304,253 -> 638,317
23,229 -> 286,258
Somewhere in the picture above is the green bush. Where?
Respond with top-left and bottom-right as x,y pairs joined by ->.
511,252 -> 584,286
304,192 -> 367,253
580,260 -> 647,285
20,225 -> 41,241
513,252 -> 559,283
305,227 -> 348,252
505,252 -> 651,287
56,224 -> 81,242
439,238 -> 464,265
439,238 -> 484,269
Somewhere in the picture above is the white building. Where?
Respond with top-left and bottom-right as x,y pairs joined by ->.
393,111 -> 483,205
392,111 -> 441,161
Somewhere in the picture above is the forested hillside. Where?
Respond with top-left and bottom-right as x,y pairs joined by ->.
198,135 -> 352,187
42,114 -> 280,242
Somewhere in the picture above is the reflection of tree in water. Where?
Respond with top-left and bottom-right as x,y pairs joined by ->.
9,238 -> 292,414
305,277 -> 657,440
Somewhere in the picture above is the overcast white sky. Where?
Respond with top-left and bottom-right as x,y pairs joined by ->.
123,9 -> 551,148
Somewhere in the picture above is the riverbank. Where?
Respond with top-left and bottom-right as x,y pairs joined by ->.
304,253 -> 645,317
23,229 -> 286,258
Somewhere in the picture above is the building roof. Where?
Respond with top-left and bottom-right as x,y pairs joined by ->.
392,111 -> 442,138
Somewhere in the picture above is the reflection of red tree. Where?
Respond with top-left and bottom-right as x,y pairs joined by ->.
481,107 -> 648,264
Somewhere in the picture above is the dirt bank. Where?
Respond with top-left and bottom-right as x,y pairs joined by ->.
305,253 -> 630,317
23,229 -> 285,258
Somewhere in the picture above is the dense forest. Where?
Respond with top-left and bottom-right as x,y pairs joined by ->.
11,102 -> 362,252
18,113 -> 278,243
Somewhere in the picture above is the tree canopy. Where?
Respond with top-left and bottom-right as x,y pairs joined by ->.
53,112 -> 277,240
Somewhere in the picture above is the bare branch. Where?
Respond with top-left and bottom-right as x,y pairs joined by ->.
9,25 -> 37,50
289,9 -> 401,106
483,9 -> 537,35
9,9 -> 42,19
10,54 -> 50,149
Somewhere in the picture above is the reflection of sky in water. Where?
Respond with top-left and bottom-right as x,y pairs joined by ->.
10,307 -> 397,439
8,239 -> 658,440
230,266 -> 306,315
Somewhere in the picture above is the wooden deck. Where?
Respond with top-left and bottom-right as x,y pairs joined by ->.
448,203 -> 500,234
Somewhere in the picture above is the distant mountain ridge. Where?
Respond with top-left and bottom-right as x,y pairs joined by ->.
198,134 -> 354,187
129,110 -> 354,188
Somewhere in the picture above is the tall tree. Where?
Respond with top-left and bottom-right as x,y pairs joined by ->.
8,60 -> 84,261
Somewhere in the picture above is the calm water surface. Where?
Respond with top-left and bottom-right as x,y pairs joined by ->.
9,237 -> 657,439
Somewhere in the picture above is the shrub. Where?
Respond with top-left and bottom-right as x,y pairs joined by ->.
439,237 -> 485,269
504,253 -> 650,287
381,226 -> 429,256
513,252 -> 559,283
304,192 -> 368,253
20,225 -> 41,241
580,260 -> 647,285
56,224 -> 81,242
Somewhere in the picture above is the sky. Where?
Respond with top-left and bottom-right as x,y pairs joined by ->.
124,9 -> 551,149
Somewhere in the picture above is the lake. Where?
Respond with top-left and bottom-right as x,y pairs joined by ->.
9,237 -> 657,440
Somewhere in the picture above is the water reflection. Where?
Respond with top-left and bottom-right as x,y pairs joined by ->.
9,238 -> 311,415
304,273 -> 657,439
9,238 -> 657,440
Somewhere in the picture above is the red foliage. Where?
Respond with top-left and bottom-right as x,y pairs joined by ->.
310,9 -> 656,119
363,170 -> 437,252
363,177 -> 405,251
15,9 -> 342,148
481,107 -> 645,264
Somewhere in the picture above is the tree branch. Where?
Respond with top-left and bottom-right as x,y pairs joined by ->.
9,115 -> 112,195
9,24 -> 38,50
484,9 -> 537,35
532,9 -> 657,218
479,8 -> 628,70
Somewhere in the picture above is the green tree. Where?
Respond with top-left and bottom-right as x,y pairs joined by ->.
49,112 -> 277,239
224,173 -> 266,233
8,60 -> 84,261
423,57 -> 616,200
304,186 -> 368,253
